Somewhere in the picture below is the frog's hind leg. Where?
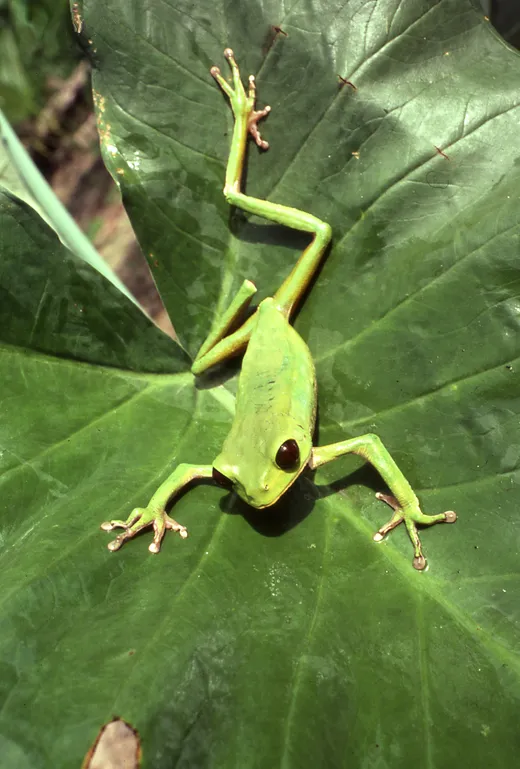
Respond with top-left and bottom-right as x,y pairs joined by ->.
226,191 -> 332,322
214,50 -> 332,319
193,49 -> 332,375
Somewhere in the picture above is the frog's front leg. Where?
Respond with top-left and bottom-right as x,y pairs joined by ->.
101,464 -> 213,553
310,435 -> 456,570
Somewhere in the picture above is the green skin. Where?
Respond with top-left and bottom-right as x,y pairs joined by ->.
102,49 -> 457,570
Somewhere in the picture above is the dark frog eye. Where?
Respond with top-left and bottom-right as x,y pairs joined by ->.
212,467 -> 234,489
275,439 -> 300,471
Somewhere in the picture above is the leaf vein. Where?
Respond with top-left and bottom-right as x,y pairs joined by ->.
280,515 -> 330,769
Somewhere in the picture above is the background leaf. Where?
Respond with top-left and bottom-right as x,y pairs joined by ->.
0,0 -> 78,122
0,109 -> 137,303
0,1 -> 519,767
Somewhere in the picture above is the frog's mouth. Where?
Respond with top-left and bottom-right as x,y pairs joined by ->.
237,459 -> 310,510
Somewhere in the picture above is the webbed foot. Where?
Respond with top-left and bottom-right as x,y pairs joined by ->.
373,492 -> 456,570
210,48 -> 271,149
101,508 -> 188,554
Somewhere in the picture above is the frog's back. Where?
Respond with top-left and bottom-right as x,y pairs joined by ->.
234,298 -> 316,434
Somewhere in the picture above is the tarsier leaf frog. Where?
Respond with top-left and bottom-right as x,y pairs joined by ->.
102,49 -> 456,569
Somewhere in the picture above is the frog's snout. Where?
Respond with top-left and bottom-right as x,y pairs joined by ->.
238,477 -> 272,509
243,486 -> 269,508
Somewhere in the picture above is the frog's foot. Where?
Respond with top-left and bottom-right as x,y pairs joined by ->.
210,48 -> 271,150
100,507 -> 188,554
373,492 -> 456,570
246,75 -> 271,150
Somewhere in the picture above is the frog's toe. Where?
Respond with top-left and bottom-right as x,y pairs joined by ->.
210,47 -> 241,100
100,508 -> 146,551
374,492 -> 456,570
247,104 -> 271,150
106,534 -> 129,552
148,514 -> 188,554
100,508 -> 142,533
210,64 -> 233,98
101,507 -> 188,553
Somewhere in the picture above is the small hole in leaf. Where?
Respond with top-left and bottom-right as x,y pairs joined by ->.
82,718 -> 141,769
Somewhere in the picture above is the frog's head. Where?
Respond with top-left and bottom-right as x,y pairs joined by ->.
212,426 -> 311,508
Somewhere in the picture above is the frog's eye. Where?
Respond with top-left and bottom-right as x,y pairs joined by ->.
275,439 -> 300,470
212,467 -> 234,489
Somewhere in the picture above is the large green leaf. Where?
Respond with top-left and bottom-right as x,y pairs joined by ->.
0,0 -> 519,766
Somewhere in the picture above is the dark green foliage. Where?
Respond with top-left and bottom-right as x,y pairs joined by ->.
0,0 -> 79,122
